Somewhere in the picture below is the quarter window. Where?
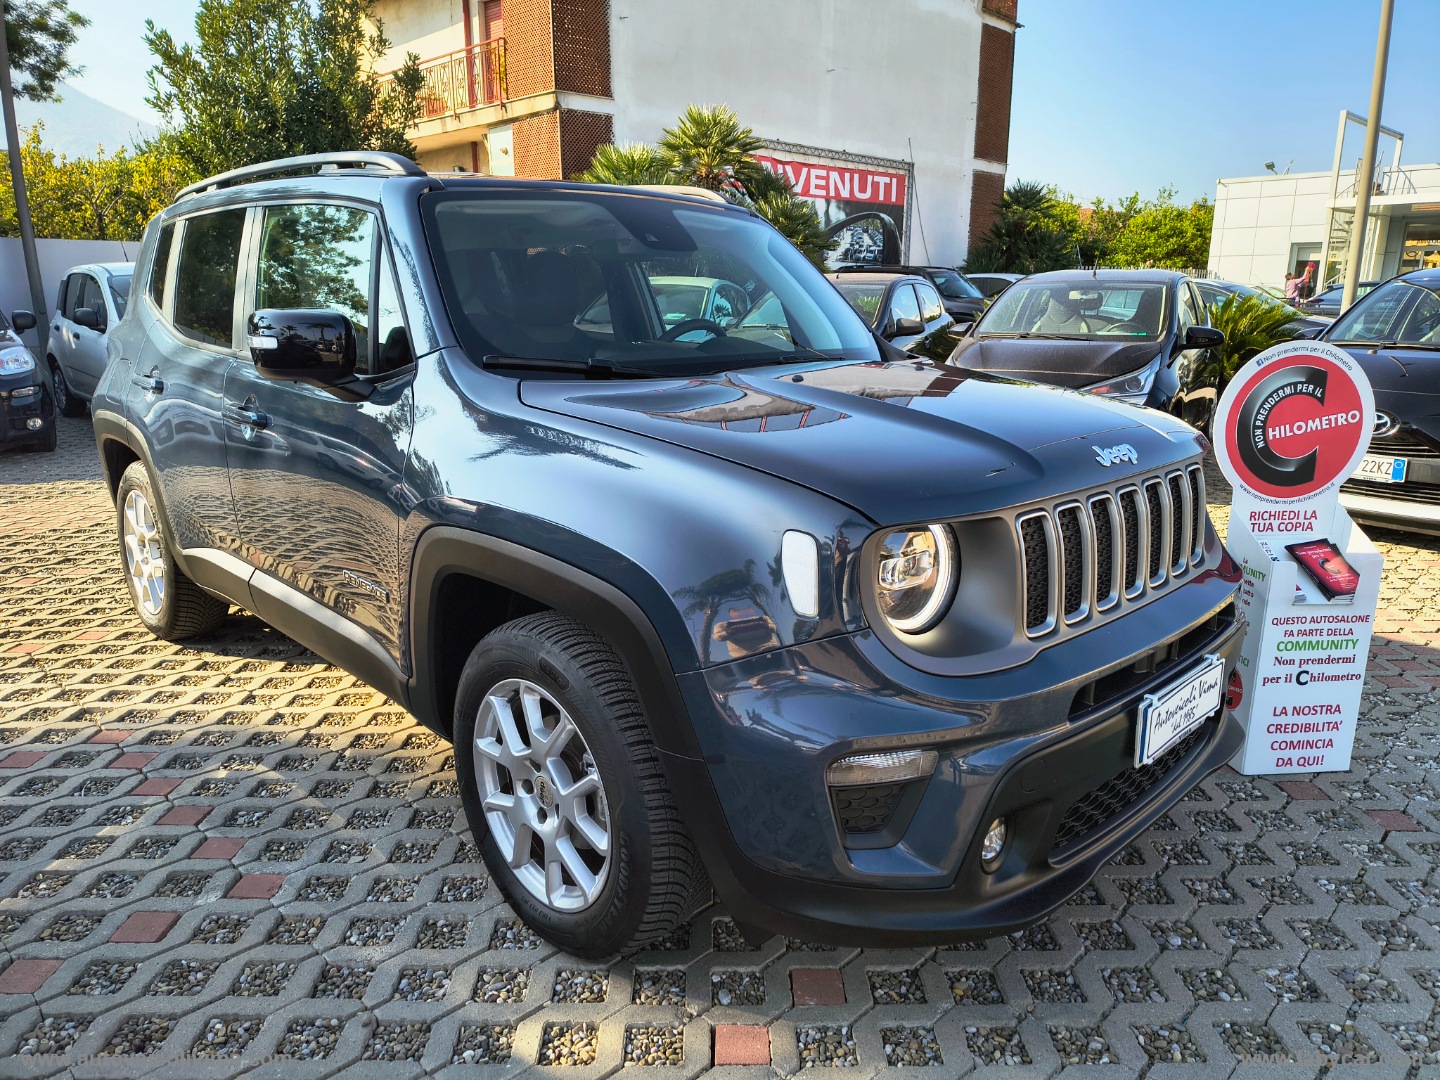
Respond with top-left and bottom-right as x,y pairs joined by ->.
173,210 -> 245,346
255,204 -> 376,374
916,282 -> 945,323
149,222 -> 175,310
62,274 -> 86,320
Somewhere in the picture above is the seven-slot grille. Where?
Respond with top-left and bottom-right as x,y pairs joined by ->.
1018,463 -> 1206,637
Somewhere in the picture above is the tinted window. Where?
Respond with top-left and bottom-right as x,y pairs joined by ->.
149,223 -> 175,309
1329,280 -> 1440,345
916,282 -> 945,323
1178,283 -> 1200,332
62,273 -> 85,320
832,281 -> 886,326
255,204 -> 376,373
889,284 -> 921,325
373,249 -> 411,372
110,275 -> 131,318
173,211 -> 245,346
929,269 -> 983,300
423,190 -> 879,374
979,280 -> 1168,340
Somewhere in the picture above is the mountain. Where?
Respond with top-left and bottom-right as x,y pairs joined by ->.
7,81 -> 156,159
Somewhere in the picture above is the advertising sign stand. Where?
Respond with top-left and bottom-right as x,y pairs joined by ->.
1212,341 -> 1383,775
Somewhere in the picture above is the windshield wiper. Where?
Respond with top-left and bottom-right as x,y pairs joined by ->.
1330,340 -> 1438,351
481,355 -> 661,378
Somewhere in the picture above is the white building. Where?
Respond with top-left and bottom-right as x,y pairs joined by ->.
369,0 -> 1020,267
1209,115 -> 1440,292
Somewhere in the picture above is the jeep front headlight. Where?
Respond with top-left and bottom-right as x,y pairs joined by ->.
0,348 -> 35,376
875,524 -> 957,633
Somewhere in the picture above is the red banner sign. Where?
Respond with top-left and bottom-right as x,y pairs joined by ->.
753,155 -> 908,207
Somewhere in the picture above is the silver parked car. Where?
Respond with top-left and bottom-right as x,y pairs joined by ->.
47,262 -> 133,417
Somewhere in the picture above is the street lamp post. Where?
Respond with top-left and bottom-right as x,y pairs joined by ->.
1342,0 -> 1395,313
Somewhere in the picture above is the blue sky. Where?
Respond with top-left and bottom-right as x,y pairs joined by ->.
1008,0 -> 1440,205
66,0 -> 1440,208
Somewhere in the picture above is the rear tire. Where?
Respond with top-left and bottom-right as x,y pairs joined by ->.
454,612 -> 706,958
115,462 -> 227,640
50,359 -> 86,417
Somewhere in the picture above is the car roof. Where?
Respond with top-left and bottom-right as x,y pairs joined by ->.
1023,269 -> 1182,285
826,272 -> 927,287
1400,267 -> 1440,286
61,262 -> 134,277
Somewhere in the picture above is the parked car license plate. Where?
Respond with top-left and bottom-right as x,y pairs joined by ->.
1353,454 -> 1408,484
1135,654 -> 1224,768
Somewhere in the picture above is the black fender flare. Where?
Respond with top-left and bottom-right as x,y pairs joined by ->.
407,526 -> 703,760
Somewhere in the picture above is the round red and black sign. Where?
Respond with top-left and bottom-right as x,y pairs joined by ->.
1225,669 -> 1244,712
1213,343 -> 1375,505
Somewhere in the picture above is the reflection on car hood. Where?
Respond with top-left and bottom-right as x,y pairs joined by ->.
1341,344 -> 1440,397
520,360 -> 1205,523
948,336 -> 1168,389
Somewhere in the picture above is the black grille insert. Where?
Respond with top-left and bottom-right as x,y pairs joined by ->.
1145,481 -> 1165,582
1167,474 -> 1185,570
1092,496 -> 1115,604
1120,488 -> 1142,590
833,782 -> 906,834
1058,506 -> 1085,617
1187,467 -> 1203,556
1052,724 -> 1209,852
1021,516 -> 1050,631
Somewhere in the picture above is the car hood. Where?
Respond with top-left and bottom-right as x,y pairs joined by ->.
520,360 -> 1205,524
947,336 -> 1169,390
1341,345 -> 1440,398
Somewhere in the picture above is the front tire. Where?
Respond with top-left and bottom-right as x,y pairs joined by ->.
115,462 -> 227,640
49,359 -> 86,417
454,612 -> 705,958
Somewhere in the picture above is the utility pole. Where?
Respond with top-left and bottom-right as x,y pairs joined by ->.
0,0 -> 49,358
1342,0 -> 1395,313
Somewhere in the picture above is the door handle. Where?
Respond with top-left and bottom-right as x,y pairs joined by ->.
131,371 -> 163,394
223,402 -> 270,429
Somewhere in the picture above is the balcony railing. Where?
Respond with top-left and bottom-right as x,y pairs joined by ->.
380,37 -> 506,124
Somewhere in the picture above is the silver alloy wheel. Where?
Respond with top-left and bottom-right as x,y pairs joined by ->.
121,489 -> 166,616
473,678 -> 611,912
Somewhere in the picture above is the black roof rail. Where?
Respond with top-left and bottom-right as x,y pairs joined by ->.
176,151 -> 428,200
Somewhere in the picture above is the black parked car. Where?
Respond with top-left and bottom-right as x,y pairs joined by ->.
948,270 -> 1226,431
0,308 -> 54,452
965,272 -> 1024,299
1193,278 -> 1330,337
1296,280 -> 1380,318
834,264 -> 987,325
91,153 -> 1243,955
826,270 -> 959,361
1319,267 -> 1440,535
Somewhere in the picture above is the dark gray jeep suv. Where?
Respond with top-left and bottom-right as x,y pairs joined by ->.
92,152 -> 1243,956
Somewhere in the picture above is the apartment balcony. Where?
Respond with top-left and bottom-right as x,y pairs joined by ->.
380,37 -> 507,130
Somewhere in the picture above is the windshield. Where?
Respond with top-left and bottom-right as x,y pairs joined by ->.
929,269 -> 982,300
110,274 -> 132,318
421,189 -> 881,375
831,281 -> 885,327
976,279 -> 1169,341
1328,279 -> 1440,346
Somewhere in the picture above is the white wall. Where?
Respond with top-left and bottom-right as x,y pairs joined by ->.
370,0 -> 468,74
607,0 -> 993,267
1210,165 -> 1440,289
0,238 -> 135,348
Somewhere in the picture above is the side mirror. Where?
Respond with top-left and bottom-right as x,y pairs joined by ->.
1183,325 -> 1225,350
73,306 -> 104,331
11,310 -> 35,332
248,309 -> 364,397
890,316 -> 924,339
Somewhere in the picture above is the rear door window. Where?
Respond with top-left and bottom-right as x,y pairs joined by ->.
173,210 -> 246,347
889,284 -> 921,326
916,282 -> 945,324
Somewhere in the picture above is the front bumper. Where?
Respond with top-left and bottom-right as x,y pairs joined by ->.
664,565 -> 1243,945
0,376 -> 51,445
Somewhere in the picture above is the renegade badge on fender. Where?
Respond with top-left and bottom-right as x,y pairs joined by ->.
92,153 -> 1244,956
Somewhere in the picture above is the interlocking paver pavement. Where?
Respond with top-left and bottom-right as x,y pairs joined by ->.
2,418 -> 1439,1075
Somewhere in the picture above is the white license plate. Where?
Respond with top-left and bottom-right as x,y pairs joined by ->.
1135,654 -> 1225,768
1353,453 -> 1408,484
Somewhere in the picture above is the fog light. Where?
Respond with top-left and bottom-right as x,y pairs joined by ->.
980,817 -> 1007,871
826,748 -> 937,787
25,417 -> 43,430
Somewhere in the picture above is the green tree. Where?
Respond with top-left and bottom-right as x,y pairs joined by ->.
3,0 -> 88,101
963,180 -> 1077,274
575,142 -> 668,186
1107,188 -> 1214,269
143,0 -> 423,178
0,123 -> 193,239
1199,292 -> 1302,390
577,105 -> 836,269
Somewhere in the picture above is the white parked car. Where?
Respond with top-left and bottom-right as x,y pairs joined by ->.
47,262 -> 133,417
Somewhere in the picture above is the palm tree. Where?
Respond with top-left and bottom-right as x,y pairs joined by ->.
964,180 -> 1077,274
1200,292 -> 1303,390
657,104 -> 763,191
574,142 -> 668,186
